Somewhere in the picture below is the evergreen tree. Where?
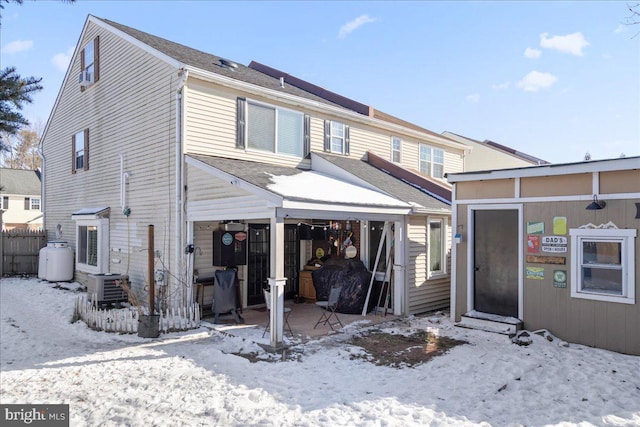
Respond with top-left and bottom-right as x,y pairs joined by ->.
0,67 -> 43,151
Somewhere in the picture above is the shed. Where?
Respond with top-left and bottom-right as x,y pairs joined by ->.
447,156 -> 640,355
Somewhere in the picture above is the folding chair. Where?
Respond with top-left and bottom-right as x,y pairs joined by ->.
314,286 -> 344,331
262,289 -> 293,338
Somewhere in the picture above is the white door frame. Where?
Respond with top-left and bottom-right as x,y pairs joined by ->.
466,204 -> 524,319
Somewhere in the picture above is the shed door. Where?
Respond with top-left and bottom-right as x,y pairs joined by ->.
473,209 -> 519,317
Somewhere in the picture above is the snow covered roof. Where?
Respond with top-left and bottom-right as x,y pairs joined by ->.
312,152 -> 451,214
71,207 -> 110,220
186,154 -> 412,214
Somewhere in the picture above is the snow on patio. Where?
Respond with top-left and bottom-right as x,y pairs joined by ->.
1,277 -> 639,426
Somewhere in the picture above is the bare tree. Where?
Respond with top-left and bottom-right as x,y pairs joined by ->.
625,3 -> 640,37
0,121 -> 42,170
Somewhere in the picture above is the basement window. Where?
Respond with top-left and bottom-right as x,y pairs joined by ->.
569,228 -> 636,304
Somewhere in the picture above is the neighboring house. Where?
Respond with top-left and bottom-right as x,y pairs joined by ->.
0,168 -> 42,231
442,131 -> 550,172
40,15 -> 470,344
447,156 -> 640,355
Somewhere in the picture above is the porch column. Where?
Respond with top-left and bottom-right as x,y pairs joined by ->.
393,219 -> 406,315
268,216 -> 287,350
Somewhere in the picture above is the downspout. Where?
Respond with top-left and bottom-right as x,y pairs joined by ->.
175,69 -> 188,307
37,145 -> 46,232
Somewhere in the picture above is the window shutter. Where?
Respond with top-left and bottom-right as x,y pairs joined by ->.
323,120 -> 331,152
71,134 -> 77,174
93,36 -> 100,83
344,125 -> 350,155
303,114 -> 311,158
84,129 -> 90,171
236,97 -> 246,148
80,45 -> 85,72
24,198 -> 30,210
80,46 -> 86,93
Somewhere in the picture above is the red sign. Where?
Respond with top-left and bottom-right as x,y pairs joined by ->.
527,235 -> 540,253
234,232 -> 247,242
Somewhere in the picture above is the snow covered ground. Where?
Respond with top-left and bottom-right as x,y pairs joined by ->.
1,277 -> 639,427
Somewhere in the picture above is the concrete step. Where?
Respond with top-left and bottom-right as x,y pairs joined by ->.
456,311 -> 522,336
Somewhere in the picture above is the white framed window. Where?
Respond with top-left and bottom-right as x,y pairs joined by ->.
569,228 -> 636,304
246,100 -> 303,157
75,218 -> 109,274
30,198 -> 40,211
428,217 -> 447,277
72,129 -> 89,173
323,120 -> 350,155
330,121 -> 346,154
80,37 -> 99,87
419,144 -> 445,179
391,137 -> 401,163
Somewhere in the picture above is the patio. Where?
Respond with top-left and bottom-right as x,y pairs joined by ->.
201,300 -> 398,343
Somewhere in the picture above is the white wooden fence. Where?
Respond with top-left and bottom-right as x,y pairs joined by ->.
74,295 -> 201,334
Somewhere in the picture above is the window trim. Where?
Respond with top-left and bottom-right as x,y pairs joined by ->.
391,137 -> 402,163
569,228 -> 636,304
30,197 -> 40,211
428,216 -> 447,278
419,144 -> 445,179
80,36 -> 99,89
329,121 -> 346,154
72,129 -> 89,173
75,218 -> 109,274
324,119 -> 350,155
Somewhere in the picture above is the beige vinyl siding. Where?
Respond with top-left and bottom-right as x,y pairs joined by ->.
186,163 -> 253,203
464,141 -> 539,171
184,79 -> 311,168
42,21 -> 181,297
444,150 -> 464,175
406,215 -> 450,315
183,77 -> 464,174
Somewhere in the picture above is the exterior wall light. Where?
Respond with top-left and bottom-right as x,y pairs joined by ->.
586,195 -> 606,210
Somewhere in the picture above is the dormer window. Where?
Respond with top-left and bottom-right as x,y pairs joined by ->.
80,37 -> 99,89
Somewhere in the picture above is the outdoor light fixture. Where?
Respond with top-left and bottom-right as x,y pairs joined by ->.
586,195 -> 606,210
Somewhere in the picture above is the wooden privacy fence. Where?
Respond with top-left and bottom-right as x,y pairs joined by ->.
74,295 -> 201,334
1,229 -> 46,276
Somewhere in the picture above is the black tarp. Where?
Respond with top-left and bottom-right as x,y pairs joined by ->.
311,259 -> 373,314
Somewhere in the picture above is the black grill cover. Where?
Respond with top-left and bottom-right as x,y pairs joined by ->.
213,269 -> 243,323
311,259 -> 372,314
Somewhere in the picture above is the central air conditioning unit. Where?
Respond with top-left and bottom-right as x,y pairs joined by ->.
78,70 -> 93,87
87,274 -> 129,305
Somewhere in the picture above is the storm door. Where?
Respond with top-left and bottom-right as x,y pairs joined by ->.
247,224 -> 269,306
473,209 -> 519,317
